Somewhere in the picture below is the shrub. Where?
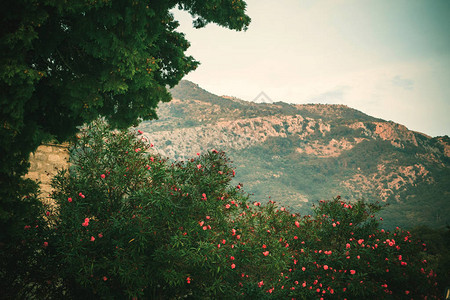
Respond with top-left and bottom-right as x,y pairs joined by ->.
16,118 -> 441,299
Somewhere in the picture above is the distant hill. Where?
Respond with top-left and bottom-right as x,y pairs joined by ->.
138,80 -> 450,229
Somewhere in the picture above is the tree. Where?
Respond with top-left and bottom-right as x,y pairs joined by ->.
0,0 -> 250,247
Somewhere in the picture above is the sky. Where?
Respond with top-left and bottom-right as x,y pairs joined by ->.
172,0 -> 450,137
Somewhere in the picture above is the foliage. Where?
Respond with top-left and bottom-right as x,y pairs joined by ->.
0,0 -> 250,286
8,119 -> 442,299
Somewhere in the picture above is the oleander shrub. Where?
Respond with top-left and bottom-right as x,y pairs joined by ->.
17,118 -> 441,299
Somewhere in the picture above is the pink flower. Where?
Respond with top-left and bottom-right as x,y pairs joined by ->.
82,218 -> 90,227
201,193 -> 207,201
197,164 -> 202,169
263,251 -> 269,256
68,197 -> 72,203
90,236 -> 95,242
231,263 -> 236,269
199,221 -> 204,226
187,277 -> 191,284
302,267 -> 306,271
103,276 -> 108,281
358,239 -> 364,245
258,281 -> 264,287
323,265 -> 329,270
332,223 -> 336,227
225,204 -> 231,209
346,243 -> 350,249
98,233 -> 103,238
101,174 -> 106,179
138,130 -> 143,134
295,221 -> 300,228
78,192 -> 85,199
43,241 -> 48,247
350,270 -> 356,275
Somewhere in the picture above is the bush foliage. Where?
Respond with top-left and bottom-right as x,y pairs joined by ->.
6,119 -> 442,299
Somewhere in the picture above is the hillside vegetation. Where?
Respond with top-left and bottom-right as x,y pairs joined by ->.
138,80 -> 450,229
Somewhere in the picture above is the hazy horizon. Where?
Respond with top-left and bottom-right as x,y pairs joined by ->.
172,0 -> 450,137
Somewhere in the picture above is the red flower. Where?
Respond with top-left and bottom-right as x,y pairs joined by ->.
295,221 -> 300,228
258,281 -> 264,287
197,164 -> 202,169
68,197 -> 72,203
90,236 -> 95,242
231,263 -> 236,269
138,130 -> 143,134
82,217 -> 90,227
323,265 -> 329,270
43,241 -> 48,247
101,174 -> 106,179
350,270 -> 356,275
98,233 -> 103,238
263,251 -> 269,256
187,277 -> 191,284
103,276 -> 108,281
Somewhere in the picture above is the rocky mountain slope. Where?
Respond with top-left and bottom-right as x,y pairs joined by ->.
138,80 -> 450,229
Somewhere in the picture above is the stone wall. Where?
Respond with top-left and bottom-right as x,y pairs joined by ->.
25,143 -> 70,203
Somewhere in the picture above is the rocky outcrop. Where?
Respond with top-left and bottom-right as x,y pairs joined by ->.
25,143 -> 69,203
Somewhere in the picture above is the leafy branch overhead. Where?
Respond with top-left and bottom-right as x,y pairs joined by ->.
0,0 -> 250,246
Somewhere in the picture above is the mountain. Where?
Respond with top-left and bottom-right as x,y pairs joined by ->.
138,80 -> 450,229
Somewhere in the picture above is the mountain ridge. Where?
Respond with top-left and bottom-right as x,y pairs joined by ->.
139,80 -> 449,229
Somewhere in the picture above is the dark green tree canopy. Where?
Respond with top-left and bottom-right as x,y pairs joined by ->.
0,0 -> 249,241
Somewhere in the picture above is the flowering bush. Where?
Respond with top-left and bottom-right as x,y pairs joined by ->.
16,119 -> 441,299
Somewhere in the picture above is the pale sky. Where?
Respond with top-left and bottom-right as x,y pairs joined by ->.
172,0 -> 450,137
